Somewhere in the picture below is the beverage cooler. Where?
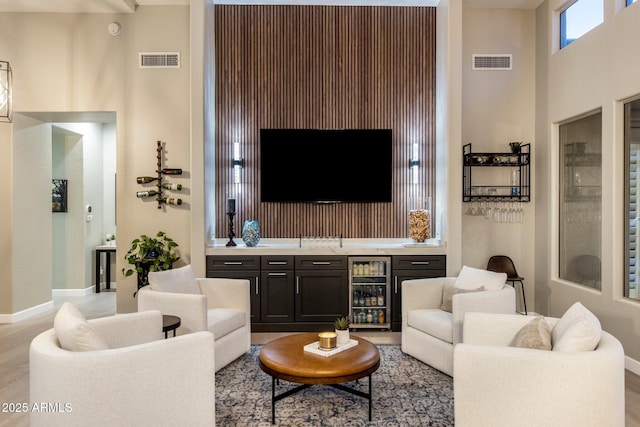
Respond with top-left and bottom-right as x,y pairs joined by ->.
349,257 -> 391,330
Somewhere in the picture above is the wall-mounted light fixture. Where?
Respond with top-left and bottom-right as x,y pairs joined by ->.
409,142 -> 420,184
233,141 -> 244,184
0,61 -> 12,123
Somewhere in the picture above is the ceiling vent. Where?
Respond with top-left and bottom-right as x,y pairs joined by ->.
138,52 -> 180,69
472,54 -> 512,71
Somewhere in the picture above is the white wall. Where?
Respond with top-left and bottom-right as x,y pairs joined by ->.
461,7 -> 537,311
12,116 -> 53,311
538,0 -> 640,365
0,6 -> 191,315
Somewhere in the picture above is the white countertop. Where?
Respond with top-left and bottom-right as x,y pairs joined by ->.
206,238 -> 446,256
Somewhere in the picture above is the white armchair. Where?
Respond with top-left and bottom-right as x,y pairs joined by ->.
401,266 -> 515,376
30,307 -> 215,427
137,264 -> 251,372
454,312 -> 625,427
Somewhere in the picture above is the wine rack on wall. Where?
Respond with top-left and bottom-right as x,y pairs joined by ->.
136,140 -> 184,209
214,5 -> 437,238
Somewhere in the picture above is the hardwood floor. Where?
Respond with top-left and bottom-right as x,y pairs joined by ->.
1,291 -> 639,426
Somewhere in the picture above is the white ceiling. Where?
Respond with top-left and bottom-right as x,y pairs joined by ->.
0,0 -> 544,13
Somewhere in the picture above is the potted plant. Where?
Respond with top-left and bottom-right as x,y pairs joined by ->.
334,316 -> 351,345
122,231 -> 180,296
509,142 -> 522,153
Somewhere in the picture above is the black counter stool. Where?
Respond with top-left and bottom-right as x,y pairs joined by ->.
487,255 -> 527,315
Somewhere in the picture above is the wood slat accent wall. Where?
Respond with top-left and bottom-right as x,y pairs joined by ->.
214,5 -> 435,238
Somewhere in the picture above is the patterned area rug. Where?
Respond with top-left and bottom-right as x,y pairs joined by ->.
215,345 -> 454,426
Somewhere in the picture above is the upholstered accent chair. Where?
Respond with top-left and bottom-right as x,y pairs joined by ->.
401,265 -> 516,376
137,264 -> 251,372
454,309 -> 625,427
30,305 -> 215,427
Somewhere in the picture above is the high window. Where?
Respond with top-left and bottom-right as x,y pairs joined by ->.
624,98 -> 640,301
627,0 -> 637,6
560,0 -> 604,49
559,111 -> 602,289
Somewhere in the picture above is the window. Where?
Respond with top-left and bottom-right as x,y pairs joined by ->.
624,98 -> 640,300
627,0 -> 637,6
559,111 -> 602,290
560,0 -> 604,49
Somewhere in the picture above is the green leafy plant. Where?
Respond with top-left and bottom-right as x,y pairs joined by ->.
334,316 -> 350,330
122,231 -> 180,296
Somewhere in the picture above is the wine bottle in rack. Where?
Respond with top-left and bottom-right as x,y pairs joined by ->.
136,176 -> 158,184
162,196 -> 182,205
162,182 -> 182,191
136,190 -> 158,198
161,168 -> 183,175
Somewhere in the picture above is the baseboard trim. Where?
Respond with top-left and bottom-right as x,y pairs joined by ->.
626,356 -> 640,376
52,286 -> 96,297
0,300 -> 54,324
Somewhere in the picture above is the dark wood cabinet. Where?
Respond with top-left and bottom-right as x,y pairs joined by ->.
207,253 -> 445,332
260,256 -> 295,323
294,256 -> 349,325
391,255 -> 446,332
206,255 -> 261,322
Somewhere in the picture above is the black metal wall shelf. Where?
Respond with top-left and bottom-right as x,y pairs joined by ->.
463,143 -> 531,202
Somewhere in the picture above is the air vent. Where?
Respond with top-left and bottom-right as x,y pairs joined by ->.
472,54 -> 512,70
138,52 -> 180,69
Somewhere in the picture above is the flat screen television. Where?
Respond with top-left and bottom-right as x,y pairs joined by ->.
260,128 -> 393,203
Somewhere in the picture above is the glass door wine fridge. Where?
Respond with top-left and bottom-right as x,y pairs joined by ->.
349,256 -> 391,330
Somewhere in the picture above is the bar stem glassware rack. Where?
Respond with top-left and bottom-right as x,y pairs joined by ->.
349,256 -> 391,330
462,143 -> 531,202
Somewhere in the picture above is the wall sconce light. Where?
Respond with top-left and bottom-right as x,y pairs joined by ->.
233,141 -> 244,184
409,142 -> 420,184
0,61 -> 12,123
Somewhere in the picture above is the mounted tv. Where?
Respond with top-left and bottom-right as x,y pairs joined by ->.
260,128 -> 393,203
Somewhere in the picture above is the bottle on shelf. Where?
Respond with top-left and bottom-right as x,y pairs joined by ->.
162,197 -> 183,205
378,309 -> 385,324
136,176 -> 158,184
136,190 -> 158,198
366,310 -> 373,323
377,286 -> 384,306
162,182 -> 183,191
161,168 -> 183,175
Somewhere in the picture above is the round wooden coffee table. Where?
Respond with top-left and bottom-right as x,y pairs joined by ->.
259,332 -> 380,424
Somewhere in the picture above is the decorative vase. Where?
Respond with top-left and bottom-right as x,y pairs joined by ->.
335,329 -> 350,346
242,220 -> 260,247
409,196 -> 432,243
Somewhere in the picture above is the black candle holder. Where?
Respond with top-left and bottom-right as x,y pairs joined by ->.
226,212 -> 237,247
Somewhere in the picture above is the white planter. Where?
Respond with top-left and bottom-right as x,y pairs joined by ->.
335,329 -> 350,345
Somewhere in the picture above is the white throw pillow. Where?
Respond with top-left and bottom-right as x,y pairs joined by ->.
148,264 -> 200,294
454,265 -> 507,291
551,302 -> 602,352
54,302 -> 109,352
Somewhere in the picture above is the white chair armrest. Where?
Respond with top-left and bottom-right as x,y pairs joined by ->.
137,286 -> 208,333
454,331 -> 625,427
197,278 -> 250,312
451,286 -> 516,344
402,277 -> 455,314
89,310 -> 163,348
